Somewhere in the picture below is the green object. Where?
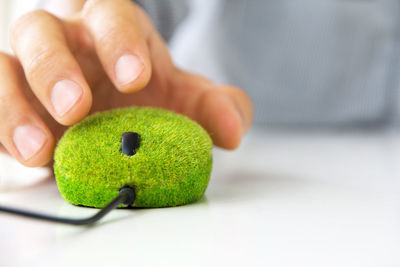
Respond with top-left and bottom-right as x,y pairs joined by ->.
53,107 -> 213,208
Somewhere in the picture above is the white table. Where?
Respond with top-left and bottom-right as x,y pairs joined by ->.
0,128 -> 399,267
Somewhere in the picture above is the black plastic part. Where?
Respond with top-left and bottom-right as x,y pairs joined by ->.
121,132 -> 140,156
0,187 -> 136,226
119,186 -> 136,206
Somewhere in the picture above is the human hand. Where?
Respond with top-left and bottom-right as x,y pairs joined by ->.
0,0 -> 253,167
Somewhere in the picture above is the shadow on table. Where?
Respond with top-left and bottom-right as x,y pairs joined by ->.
206,170 -> 308,203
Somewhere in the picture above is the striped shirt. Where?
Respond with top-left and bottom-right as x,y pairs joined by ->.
137,0 -> 400,127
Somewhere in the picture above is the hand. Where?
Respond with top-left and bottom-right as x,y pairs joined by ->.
0,0 -> 253,167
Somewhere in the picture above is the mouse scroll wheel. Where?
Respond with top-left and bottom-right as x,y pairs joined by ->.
121,132 -> 140,156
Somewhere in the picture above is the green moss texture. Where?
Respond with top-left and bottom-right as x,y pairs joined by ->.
53,107 -> 213,208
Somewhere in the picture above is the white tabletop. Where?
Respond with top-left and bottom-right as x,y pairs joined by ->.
0,128 -> 399,267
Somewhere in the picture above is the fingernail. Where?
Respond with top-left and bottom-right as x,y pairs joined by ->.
51,80 -> 83,116
13,125 -> 47,160
115,54 -> 144,86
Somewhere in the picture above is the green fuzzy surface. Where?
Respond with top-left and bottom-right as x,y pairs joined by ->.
53,107 -> 213,208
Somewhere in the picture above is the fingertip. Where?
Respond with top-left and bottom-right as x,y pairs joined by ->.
11,124 -> 55,167
51,80 -> 92,126
214,107 -> 243,150
197,90 -> 243,150
217,85 -> 254,135
114,53 -> 151,93
21,136 -> 55,167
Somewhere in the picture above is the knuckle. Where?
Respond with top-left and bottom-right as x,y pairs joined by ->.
11,10 -> 51,37
96,25 -> 122,45
25,48 -> 58,81
10,10 -> 59,53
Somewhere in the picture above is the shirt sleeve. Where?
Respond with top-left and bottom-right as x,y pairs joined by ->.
134,0 -> 189,42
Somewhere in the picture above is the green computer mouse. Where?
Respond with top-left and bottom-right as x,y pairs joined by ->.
53,107 -> 213,208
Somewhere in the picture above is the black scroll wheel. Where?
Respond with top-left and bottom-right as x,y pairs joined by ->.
121,132 -> 140,156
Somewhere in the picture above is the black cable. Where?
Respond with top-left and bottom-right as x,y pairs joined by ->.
0,187 -> 136,226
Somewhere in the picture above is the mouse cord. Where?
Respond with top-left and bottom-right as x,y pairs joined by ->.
0,187 -> 135,226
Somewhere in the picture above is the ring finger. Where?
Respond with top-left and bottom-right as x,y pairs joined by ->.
0,53 -> 54,166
